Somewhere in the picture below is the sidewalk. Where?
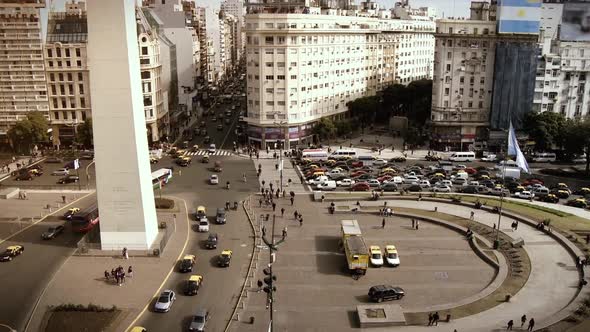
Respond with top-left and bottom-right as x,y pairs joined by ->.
25,198 -> 191,332
250,153 -> 307,193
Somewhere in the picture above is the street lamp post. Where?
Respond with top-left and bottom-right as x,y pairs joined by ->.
273,120 -> 287,191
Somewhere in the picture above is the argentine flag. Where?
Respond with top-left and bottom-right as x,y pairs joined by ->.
498,0 -> 541,34
507,122 -> 530,174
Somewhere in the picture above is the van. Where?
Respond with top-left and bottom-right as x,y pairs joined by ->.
358,155 -> 376,165
331,149 -> 357,158
449,152 -> 475,162
316,180 -> 337,191
532,152 -> 556,163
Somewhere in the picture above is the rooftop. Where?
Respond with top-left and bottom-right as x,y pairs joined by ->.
46,12 -> 87,43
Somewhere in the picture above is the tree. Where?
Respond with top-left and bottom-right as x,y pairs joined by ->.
76,118 -> 94,148
347,96 -> 379,126
563,119 -> 590,174
381,79 -> 432,126
7,111 -> 49,153
334,119 -> 353,137
312,117 -> 337,141
522,112 -> 566,151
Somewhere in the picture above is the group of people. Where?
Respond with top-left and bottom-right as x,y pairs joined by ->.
104,265 -> 133,286
427,312 -> 440,326
506,315 -> 534,331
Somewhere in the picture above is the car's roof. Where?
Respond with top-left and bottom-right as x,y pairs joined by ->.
221,250 -> 232,255
195,308 -> 208,316
217,208 -> 225,212
6,245 -> 21,250
183,255 -> 195,260
189,275 -> 202,282
385,245 -> 397,252
208,233 -> 218,238
197,206 -> 206,211
370,246 -> 381,252
161,289 -> 173,295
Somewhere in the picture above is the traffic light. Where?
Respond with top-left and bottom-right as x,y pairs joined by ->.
262,268 -> 277,293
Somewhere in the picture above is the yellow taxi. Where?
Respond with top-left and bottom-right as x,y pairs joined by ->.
381,167 -> 396,174
179,254 -> 196,273
130,327 -> 146,332
385,245 -> 400,267
369,245 -> 383,267
218,250 -> 233,267
176,156 -> 192,167
184,275 -> 203,295
0,245 -> 24,262
195,206 -> 206,220
479,175 -> 490,180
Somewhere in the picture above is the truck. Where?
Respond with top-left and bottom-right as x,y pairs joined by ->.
341,220 -> 369,278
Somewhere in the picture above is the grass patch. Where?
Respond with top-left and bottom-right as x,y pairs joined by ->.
45,310 -> 120,332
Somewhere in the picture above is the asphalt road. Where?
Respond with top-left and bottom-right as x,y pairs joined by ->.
0,159 -> 96,190
138,153 -> 259,331
0,194 -> 96,332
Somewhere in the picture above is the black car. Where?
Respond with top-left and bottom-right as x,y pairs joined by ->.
368,285 -> 405,302
389,156 -> 407,163
405,184 -> 422,192
179,256 -> 195,273
42,225 -> 65,239
58,175 -> 80,184
355,174 -> 373,181
205,233 -> 218,249
460,185 -> 480,194
15,172 -> 33,181
480,180 -> 496,188
381,183 -> 398,192
203,136 -> 211,144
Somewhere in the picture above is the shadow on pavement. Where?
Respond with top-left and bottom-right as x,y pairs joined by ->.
347,310 -> 359,328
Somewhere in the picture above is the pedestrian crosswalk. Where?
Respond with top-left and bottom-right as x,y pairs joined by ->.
184,150 -> 234,156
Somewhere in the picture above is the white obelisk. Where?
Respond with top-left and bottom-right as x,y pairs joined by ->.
87,0 -> 158,250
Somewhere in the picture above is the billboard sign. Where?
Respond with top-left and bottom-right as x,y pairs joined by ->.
497,0 -> 542,34
560,0 -> 590,41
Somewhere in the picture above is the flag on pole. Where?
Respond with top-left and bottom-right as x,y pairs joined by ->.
507,122 -> 530,174
73,159 -> 80,170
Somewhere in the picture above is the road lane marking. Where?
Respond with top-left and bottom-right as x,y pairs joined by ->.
124,196 -> 191,332
0,191 -> 94,246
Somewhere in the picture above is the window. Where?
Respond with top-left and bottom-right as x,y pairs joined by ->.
78,73 -> 83,81
446,64 -> 451,71
56,48 -> 62,57
265,75 -> 274,80
447,51 -> 452,60
266,62 -> 273,67
460,76 -> 464,84
266,88 -> 274,93
480,77 -> 485,84
444,88 -> 450,95
79,84 -> 84,94
70,99 -> 76,108
65,48 -> 70,57
278,101 -> 285,106
60,85 -> 65,95
81,111 -> 87,120
51,85 -> 57,95
53,111 -> 59,120
277,62 -> 285,67
266,101 -> 274,106
77,60 -> 81,67
291,75 -> 297,79
47,49 -> 53,58
80,98 -> 86,108
141,72 -> 151,79
75,48 -> 81,57
67,73 -> 72,81
277,75 -> 285,80
265,49 -> 274,54
265,36 -> 274,45
58,73 -> 64,81
50,73 -> 55,82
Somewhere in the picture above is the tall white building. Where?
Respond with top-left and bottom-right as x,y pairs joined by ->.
45,0 -> 92,148
221,0 -> 246,62
0,0 -> 48,145
244,1 -> 435,148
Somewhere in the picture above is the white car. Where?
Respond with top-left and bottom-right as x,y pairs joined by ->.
514,191 -> 534,200
419,180 -> 431,188
326,169 -> 343,178
336,178 -> 355,187
454,165 -> 467,170
209,174 -> 219,185
373,159 -> 387,167
469,181 -> 480,186
370,246 -> 384,267
437,179 -> 453,187
391,176 -> 403,184
385,245 -> 400,267
52,168 -> 69,176
403,176 -> 419,184
481,154 -> 497,162
433,185 -> 452,193
307,175 -> 329,185
208,143 -> 216,154
154,290 -> 176,312
367,179 -> 381,188
198,218 -> 210,232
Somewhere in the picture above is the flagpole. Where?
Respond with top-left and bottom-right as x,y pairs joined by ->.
495,158 -> 508,249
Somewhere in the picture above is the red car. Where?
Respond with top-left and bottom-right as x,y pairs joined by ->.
351,182 -> 370,191
522,178 -> 544,186
464,167 -> 478,175
377,175 -> 392,183
350,170 -> 367,178
350,161 -> 363,168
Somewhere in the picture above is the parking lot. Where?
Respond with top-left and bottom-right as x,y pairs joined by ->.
234,198 -> 495,331
299,154 -> 590,210
1,157 -> 95,189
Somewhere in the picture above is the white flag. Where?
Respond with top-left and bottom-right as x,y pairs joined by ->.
74,159 -> 80,170
507,122 -> 530,174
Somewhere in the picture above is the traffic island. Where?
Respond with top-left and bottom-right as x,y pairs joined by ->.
357,304 -> 406,327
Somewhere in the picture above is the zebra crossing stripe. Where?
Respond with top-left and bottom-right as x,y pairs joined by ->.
185,150 -> 233,156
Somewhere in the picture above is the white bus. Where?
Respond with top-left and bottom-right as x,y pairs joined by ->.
152,168 -> 173,188
331,149 -> 357,158
532,152 -> 556,163
301,149 -> 329,161
449,152 -> 476,162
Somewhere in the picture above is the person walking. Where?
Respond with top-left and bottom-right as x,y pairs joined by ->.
520,314 -> 527,328
281,207 -> 285,217
416,220 -> 420,230
290,197 -> 294,206
62,195 -> 66,203
299,217 -> 303,227
382,218 -> 386,228
272,202 -> 276,212
243,173 -> 247,183
432,312 -> 439,326
282,227 -> 287,238
470,211 -> 475,220
412,219 -> 415,229
507,319 -> 514,330
104,270 -> 110,282
427,313 -> 433,326
293,210 -> 298,219
122,247 -> 128,259
259,198 -> 263,207
128,266 -> 133,278
514,221 -> 519,230
527,318 -> 535,331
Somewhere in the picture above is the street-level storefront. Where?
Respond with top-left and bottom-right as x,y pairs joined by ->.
247,123 -> 314,150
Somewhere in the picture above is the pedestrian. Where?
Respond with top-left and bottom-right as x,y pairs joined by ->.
527,318 -> 535,331
507,319 -> 514,330
470,211 -> 474,220
259,198 -> 263,207
262,180 -> 266,187
432,312 -> 439,326
382,218 -> 386,228
276,189 -> 280,199
282,228 -> 287,238
179,169 -> 182,176
243,173 -> 247,183
62,195 -> 66,203
299,217 -> 303,227
23,191 -> 27,199
111,268 -> 116,279
321,195 -> 325,203
272,202 -> 276,212
269,183 -> 273,191
520,314 -> 527,328
123,247 -> 128,259
294,210 -> 298,219
290,197 -> 294,206
416,220 -> 420,230
128,266 -> 133,278
121,271 -> 126,283
104,270 -> 110,282
281,207 -> 285,217
427,313 -> 433,326
412,219 -> 415,229
511,221 -> 516,231
514,221 -> 519,230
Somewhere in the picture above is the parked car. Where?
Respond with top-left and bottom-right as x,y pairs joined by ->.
58,175 -> 80,184
373,159 -> 387,167
188,308 -> 209,331
405,184 -> 422,192
367,179 -> 381,188
381,182 -> 398,192
15,172 -> 33,181
403,176 -> 419,184
567,198 -> 588,208
351,182 -> 370,191
369,246 -> 383,267
52,168 -> 69,176
205,233 -> 218,249
42,225 -> 65,240
336,178 -> 355,187
481,154 -> 497,162
433,185 -> 452,193
154,290 -> 176,312
539,194 -> 559,203
385,245 -> 400,267
514,190 -> 534,199
368,285 -> 405,302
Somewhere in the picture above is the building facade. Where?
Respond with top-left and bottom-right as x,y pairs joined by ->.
244,2 -> 435,148
45,1 -> 91,148
221,0 -> 245,62
430,19 -> 497,150
0,0 -> 48,145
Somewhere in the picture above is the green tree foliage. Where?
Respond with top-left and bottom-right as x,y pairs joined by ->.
563,119 -> 590,174
334,119 -> 353,137
312,117 -> 337,141
381,79 -> 432,126
347,96 -> 379,126
7,111 -> 49,153
522,112 -> 566,151
76,118 -> 94,148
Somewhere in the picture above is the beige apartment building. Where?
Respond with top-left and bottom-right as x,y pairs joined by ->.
0,0 -> 48,146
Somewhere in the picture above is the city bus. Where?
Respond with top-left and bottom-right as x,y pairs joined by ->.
71,203 -> 99,233
152,168 -> 173,189
301,149 -> 329,161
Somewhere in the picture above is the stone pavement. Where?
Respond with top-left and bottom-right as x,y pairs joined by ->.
251,154 -> 307,193
25,197 -> 191,332
357,199 -> 586,331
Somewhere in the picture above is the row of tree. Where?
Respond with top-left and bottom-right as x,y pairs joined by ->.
522,112 -> 590,173
7,112 -> 93,153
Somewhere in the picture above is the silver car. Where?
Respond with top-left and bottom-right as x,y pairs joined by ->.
52,168 -> 69,176
154,290 -> 176,312
189,308 -> 209,331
